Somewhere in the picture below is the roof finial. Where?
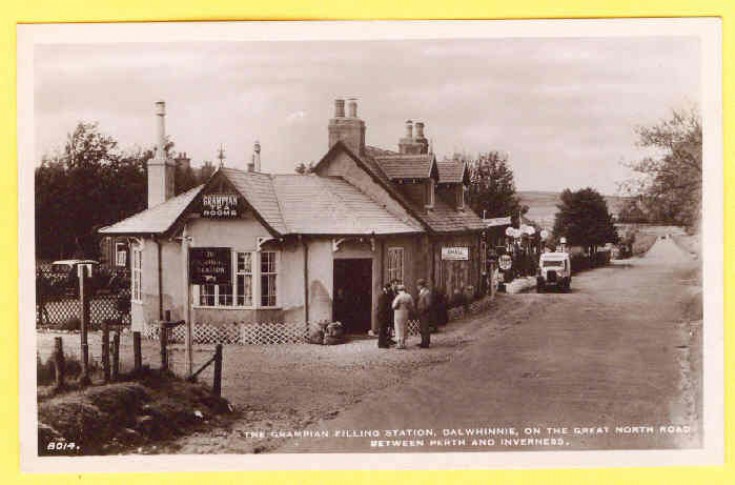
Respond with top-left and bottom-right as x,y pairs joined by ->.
217,143 -> 226,167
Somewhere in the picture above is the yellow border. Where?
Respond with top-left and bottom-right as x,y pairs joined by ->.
1,1 -> 733,484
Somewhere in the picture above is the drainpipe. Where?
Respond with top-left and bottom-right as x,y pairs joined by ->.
156,238 -> 163,320
380,238 -> 385,284
302,236 -> 309,325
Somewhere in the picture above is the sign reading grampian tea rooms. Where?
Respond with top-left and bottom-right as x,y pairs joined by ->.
201,194 -> 240,218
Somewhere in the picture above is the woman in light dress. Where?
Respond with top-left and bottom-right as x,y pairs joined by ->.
391,284 -> 414,349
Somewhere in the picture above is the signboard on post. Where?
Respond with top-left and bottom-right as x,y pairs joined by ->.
189,247 -> 232,284
483,216 -> 512,227
441,246 -> 469,261
499,254 -> 513,271
201,194 -> 241,218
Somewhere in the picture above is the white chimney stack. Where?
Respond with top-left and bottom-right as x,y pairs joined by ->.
147,101 -> 176,208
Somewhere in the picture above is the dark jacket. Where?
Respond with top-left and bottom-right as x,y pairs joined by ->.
377,290 -> 393,326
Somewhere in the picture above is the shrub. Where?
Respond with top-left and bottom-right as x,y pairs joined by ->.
59,318 -> 81,331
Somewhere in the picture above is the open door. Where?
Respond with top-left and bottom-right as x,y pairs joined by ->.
333,258 -> 372,334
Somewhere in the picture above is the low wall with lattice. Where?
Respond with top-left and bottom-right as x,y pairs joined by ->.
141,319 -> 422,345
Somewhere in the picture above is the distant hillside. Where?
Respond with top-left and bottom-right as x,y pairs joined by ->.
517,191 -> 627,230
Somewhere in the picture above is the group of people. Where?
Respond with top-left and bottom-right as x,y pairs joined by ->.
376,279 -> 433,350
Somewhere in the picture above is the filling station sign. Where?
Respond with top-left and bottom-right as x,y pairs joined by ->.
441,246 -> 469,261
201,194 -> 240,218
189,247 -> 232,284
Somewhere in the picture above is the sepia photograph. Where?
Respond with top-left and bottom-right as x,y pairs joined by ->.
17,19 -> 723,471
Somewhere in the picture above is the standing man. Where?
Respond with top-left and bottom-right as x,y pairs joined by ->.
391,284 -> 414,349
416,279 -> 433,348
376,283 -> 393,349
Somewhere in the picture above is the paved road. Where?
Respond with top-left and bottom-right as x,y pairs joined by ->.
277,239 -> 702,453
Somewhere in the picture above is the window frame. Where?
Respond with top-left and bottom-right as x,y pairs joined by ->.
387,247 -> 405,283
193,249 -> 279,309
131,245 -> 143,303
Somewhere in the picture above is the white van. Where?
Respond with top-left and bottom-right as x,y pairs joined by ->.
537,252 -> 572,293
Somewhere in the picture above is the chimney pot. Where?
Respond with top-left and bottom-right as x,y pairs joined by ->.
148,101 -> 174,208
405,120 -> 414,139
415,121 -> 425,139
334,99 -> 345,118
347,98 -> 358,118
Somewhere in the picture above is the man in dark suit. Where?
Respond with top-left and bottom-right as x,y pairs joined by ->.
376,283 -> 393,348
416,278 -> 433,348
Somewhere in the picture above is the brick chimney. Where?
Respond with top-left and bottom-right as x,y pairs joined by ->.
147,101 -> 176,208
328,98 -> 365,155
399,120 -> 428,155
414,121 -> 429,154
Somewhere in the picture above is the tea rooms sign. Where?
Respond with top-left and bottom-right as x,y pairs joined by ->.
201,194 -> 240,218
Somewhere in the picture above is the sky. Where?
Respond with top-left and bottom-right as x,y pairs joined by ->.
34,36 -> 700,194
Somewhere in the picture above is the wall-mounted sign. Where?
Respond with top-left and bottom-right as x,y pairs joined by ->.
441,246 -> 469,261
498,254 -> 513,271
484,216 -> 511,227
201,194 -> 240,218
189,247 -> 231,284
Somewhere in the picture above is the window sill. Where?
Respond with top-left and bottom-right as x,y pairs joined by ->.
192,305 -> 282,311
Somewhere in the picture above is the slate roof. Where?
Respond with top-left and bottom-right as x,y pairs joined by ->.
99,185 -> 205,235
99,168 -> 421,237
360,146 -> 484,233
372,154 -> 435,180
437,159 -> 466,184
272,175 -> 421,235
219,168 -> 288,234
423,198 -> 487,232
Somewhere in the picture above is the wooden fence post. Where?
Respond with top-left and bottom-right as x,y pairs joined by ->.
213,344 -> 223,397
53,336 -> 65,390
78,266 -> 91,386
112,331 -> 120,381
133,331 -> 142,373
160,324 -> 168,372
102,322 -> 110,383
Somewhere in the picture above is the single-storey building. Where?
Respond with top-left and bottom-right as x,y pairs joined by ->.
100,99 -> 487,338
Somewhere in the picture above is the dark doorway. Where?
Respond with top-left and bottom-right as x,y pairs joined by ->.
333,258 -> 372,334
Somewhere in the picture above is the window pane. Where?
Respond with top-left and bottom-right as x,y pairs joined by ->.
218,284 -> 233,306
261,274 -> 276,307
261,251 -> 276,273
237,252 -> 252,273
200,284 -> 215,306
236,274 -> 252,306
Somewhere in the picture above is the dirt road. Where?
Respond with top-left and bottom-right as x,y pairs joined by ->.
61,237 -> 699,454
273,238 -> 702,453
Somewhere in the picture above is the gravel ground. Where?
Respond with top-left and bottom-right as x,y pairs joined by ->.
37,294 -> 513,454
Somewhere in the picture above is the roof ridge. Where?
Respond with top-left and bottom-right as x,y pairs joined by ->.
267,172 -> 290,234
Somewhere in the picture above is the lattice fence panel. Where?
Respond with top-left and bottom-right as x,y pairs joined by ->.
168,322 -> 241,344
141,320 -> 160,341
241,322 -> 308,345
36,266 -> 131,328
407,319 -> 420,336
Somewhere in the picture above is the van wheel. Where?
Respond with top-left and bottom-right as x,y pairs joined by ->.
537,283 -> 545,293
562,279 -> 571,292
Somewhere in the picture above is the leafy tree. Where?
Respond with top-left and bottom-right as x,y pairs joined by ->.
553,187 -> 619,252
623,106 -> 702,228
464,151 -> 526,225
295,161 -> 315,174
35,122 -> 147,259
